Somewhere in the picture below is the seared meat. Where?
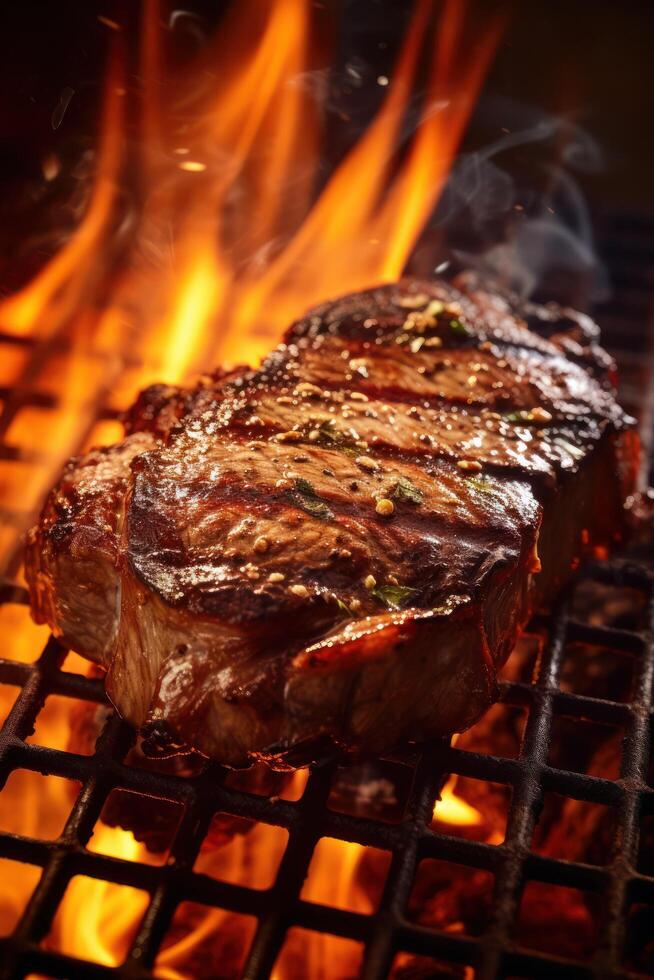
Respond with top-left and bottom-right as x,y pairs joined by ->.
68,699 -> 290,850
26,278 -> 638,768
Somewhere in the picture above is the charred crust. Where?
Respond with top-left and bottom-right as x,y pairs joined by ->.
25,275 -> 638,769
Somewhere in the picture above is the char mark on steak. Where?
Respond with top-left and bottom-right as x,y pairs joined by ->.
25,277 -> 639,768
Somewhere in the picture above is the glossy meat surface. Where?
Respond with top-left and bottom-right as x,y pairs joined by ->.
26,277 -> 638,767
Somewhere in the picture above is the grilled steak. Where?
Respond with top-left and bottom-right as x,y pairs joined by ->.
26,277 -> 638,768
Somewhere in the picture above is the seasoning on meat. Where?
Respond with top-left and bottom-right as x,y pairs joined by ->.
25,276 -> 639,768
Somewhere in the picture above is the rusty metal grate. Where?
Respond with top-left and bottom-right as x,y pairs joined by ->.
0,555 -> 653,980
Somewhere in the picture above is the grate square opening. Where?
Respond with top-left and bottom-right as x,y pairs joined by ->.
623,902 -> 654,974
27,694 -> 93,754
499,630 -> 545,685
0,682 -> 20,726
44,875 -> 149,964
514,880 -> 599,960
570,578 -> 650,632
60,649 -> 96,676
407,857 -> 494,937
0,770 -> 79,839
0,857 -> 42,936
328,759 -> 414,824
301,837 -> 391,913
390,951 -> 475,979
274,927 -> 364,979
547,714 -> 623,780
559,641 -> 635,703
0,524 -> 19,567
456,701 -> 527,759
431,776 -> 511,846
0,459 -> 42,512
532,791 -> 616,866
275,768 -> 310,800
0,603 -> 49,664
0,344 -> 29,385
89,789 -> 184,863
195,816 -> 288,890
4,406 -> 59,454
65,700 -> 113,760
154,905 -> 257,979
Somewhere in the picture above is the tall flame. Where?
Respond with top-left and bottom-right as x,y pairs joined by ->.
0,0 -> 502,974
0,0 -> 499,362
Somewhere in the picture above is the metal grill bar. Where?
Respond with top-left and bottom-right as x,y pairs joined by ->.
0,556 -> 652,980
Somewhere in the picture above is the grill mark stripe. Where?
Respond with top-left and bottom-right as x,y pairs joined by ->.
129,451 -> 531,550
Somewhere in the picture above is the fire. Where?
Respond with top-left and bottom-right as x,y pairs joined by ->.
0,0 -> 500,574
53,827 -> 151,966
431,735 -> 505,846
435,774 -> 483,827
432,733 -> 482,827
0,0 -> 502,974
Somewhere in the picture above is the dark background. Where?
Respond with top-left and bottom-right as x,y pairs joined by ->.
1,2 -> 653,198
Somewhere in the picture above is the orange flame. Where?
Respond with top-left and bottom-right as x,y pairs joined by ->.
0,0 -> 500,574
435,774 -> 484,827
0,0 -> 503,973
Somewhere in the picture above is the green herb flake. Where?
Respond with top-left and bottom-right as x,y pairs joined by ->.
292,478 -> 334,520
391,476 -> 424,506
465,476 -> 499,496
333,596 -> 353,617
372,584 -> 419,610
449,318 -> 469,336
317,421 -> 359,457
295,477 -> 316,496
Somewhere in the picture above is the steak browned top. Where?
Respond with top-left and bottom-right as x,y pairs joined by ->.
124,278 -> 625,624
26,276 -> 638,767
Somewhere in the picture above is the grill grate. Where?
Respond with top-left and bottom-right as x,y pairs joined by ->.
0,557 -> 653,980
1,207 -> 653,978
